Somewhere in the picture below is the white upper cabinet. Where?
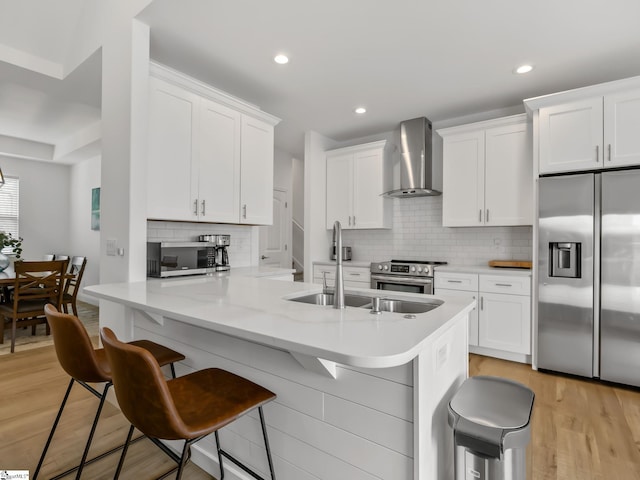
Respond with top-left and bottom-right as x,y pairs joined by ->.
440,130 -> 485,226
240,115 -> 275,225
198,99 -> 241,223
147,77 -> 199,221
527,78 -> 640,175
326,152 -> 353,228
604,89 -> 640,167
539,98 -> 603,173
439,114 -> 533,227
325,140 -> 392,229
147,63 -> 280,225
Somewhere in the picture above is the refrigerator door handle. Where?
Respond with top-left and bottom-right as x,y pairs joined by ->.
593,175 -> 601,377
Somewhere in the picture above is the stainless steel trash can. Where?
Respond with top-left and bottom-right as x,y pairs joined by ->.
448,376 -> 534,480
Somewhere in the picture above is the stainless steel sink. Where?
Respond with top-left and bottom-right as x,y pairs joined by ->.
376,298 -> 443,314
287,291 -> 443,314
288,292 -> 373,307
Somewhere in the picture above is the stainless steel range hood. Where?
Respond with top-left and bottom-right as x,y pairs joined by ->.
384,116 -> 441,197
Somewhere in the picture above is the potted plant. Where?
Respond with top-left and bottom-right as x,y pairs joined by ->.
0,231 -> 22,272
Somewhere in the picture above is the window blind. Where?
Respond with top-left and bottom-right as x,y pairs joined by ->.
0,176 -> 20,253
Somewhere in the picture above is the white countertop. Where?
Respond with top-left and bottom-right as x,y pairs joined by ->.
229,265 -> 295,277
313,260 -> 372,268
434,265 -> 532,277
85,274 -> 473,369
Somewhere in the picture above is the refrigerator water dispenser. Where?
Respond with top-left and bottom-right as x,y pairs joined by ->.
550,242 -> 581,278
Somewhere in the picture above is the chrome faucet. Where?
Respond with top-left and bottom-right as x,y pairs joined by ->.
332,220 -> 345,309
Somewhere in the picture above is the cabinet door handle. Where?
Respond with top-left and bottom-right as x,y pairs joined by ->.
479,209 -> 482,223
608,144 -> 612,162
201,200 -> 206,216
447,280 -> 463,283
194,199 -> 198,216
353,216 -> 356,226
480,296 -> 484,310
348,216 -> 351,226
243,204 -> 247,219
595,145 -> 599,162
486,209 -> 490,223
349,273 -> 361,276
495,283 -> 512,287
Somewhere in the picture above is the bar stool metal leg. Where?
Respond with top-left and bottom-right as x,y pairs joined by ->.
74,382 -> 112,479
259,407 -> 277,480
33,378 -> 75,480
113,424 -> 135,480
215,410 -> 276,480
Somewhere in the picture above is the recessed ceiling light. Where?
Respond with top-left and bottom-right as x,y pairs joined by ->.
355,107 -> 367,114
274,54 -> 289,65
515,64 -> 534,74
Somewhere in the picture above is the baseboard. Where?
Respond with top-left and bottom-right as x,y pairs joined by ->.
77,293 -> 99,306
469,345 -> 531,364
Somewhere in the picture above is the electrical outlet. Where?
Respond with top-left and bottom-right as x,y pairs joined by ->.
107,238 -> 117,256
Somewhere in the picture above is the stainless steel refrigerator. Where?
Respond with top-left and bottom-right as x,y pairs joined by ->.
538,170 -> 640,386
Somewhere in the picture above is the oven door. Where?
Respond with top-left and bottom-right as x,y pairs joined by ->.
370,274 -> 433,295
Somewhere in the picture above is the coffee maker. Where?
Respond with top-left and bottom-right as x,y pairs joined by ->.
214,235 -> 230,271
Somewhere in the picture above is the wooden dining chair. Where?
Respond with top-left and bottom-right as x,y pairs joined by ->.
61,256 -> 87,317
54,254 -> 69,261
0,259 -> 67,353
43,254 -> 55,261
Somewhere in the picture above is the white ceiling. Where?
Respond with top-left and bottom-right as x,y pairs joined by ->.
1,0 -> 640,161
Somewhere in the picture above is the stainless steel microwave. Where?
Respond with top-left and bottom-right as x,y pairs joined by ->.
147,242 -> 216,277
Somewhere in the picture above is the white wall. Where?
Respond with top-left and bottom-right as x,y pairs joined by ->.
0,155 -> 70,260
303,131 -> 338,282
274,147 -> 293,191
291,156 -> 304,272
69,155 -> 101,303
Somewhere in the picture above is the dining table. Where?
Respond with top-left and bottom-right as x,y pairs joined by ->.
0,264 -> 17,286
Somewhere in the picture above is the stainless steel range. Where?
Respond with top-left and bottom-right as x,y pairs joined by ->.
370,260 -> 447,295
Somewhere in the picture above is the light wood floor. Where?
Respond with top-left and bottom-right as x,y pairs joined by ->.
3,344 -> 640,479
0,341 -> 214,479
471,354 -> 640,480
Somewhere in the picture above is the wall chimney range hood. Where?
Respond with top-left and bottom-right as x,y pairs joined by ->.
384,116 -> 441,198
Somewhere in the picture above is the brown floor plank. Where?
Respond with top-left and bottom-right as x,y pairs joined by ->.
470,353 -> 640,480
3,335 -> 640,479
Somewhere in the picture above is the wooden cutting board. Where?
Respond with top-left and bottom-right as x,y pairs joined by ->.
488,260 -> 532,269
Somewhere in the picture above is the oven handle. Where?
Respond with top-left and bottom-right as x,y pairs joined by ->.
370,274 -> 433,285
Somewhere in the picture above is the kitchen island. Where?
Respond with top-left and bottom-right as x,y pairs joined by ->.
85,272 -> 473,480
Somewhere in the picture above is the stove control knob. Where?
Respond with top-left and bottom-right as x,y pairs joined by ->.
378,264 -> 383,270
411,266 -> 416,272
418,267 -> 423,273
383,265 -> 389,271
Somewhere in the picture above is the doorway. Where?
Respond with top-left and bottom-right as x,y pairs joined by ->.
259,188 -> 291,268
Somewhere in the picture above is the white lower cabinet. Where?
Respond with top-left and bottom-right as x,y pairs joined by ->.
313,263 -> 371,289
435,270 -> 531,362
434,272 -> 479,347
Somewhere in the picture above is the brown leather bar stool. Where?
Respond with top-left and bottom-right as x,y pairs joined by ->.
100,327 -> 277,480
35,304 -> 186,480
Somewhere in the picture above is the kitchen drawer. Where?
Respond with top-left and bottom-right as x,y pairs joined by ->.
434,272 -> 478,292
314,265 -> 371,285
479,274 -> 530,296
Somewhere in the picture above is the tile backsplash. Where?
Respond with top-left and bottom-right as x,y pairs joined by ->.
342,196 -> 532,265
147,221 -> 255,267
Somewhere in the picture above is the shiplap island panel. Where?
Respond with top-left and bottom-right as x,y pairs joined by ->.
85,272 -> 473,480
